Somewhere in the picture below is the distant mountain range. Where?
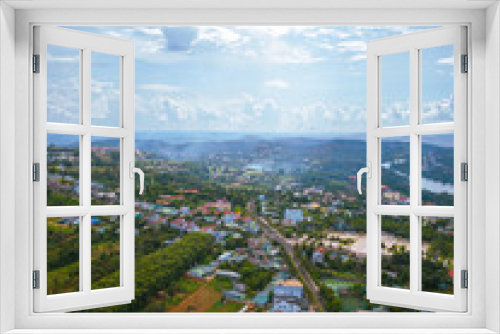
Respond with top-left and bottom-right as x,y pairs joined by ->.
47,130 -> 454,148
47,130 -> 454,199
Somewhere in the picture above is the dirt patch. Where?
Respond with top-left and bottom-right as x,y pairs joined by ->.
169,280 -> 222,312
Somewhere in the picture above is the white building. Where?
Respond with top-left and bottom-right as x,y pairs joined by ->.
272,279 -> 304,312
284,209 -> 303,223
273,279 -> 303,299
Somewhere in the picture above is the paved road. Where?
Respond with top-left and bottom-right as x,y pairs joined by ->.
259,218 -> 325,312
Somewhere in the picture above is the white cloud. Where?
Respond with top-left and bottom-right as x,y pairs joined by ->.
196,27 -> 246,46
265,79 -> 290,90
91,80 -> 120,120
47,53 -> 79,63
134,88 -> 371,133
236,26 -> 311,38
381,100 -> 411,126
337,40 -> 367,53
134,27 -> 163,36
47,77 -> 80,123
349,53 -> 367,62
102,27 -> 166,59
380,95 -> 453,128
438,57 -> 454,65
261,42 -> 323,64
137,84 -> 183,92
195,27 -> 324,64
422,95 -> 454,123
315,42 -> 335,50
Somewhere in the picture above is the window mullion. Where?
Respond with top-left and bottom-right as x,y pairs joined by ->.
409,47 -> 420,295
82,47 -> 92,294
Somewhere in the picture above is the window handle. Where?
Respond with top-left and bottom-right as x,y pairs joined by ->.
357,162 -> 371,195
129,162 -> 145,195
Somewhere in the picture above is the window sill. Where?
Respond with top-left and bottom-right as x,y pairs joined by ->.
4,329 -> 497,334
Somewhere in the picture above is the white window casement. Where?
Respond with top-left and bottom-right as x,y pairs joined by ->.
33,26 -> 138,313
1,2 -> 500,334
363,26 -> 468,312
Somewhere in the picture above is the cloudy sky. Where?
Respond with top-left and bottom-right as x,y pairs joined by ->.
47,26 -> 454,133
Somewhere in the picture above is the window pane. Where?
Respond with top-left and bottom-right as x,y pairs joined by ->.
421,45 -> 454,124
47,134 -> 80,206
421,134 -> 454,206
381,216 -> 410,290
381,137 -> 410,205
380,52 -> 410,127
47,217 -> 80,295
91,52 -> 121,127
92,216 -> 121,290
47,45 -> 80,124
421,216 -> 453,294
91,137 -> 120,205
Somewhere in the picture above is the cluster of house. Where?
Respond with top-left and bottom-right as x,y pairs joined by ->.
249,270 -> 307,312
309,246 -> 354,265
261,184 -> 367,229
188,235 -> 284,275
187,251 -> 249,302
47,173 -> 79,195
186,234 -> 295,310
135,197 -> 261,241
246,237 -> 283,270
381,185 -> 410,205
188,251 -> 247,279
270,278 -> 306,312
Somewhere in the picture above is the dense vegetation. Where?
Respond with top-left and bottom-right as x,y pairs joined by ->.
221,261 -> 274,294
85,232 -> 215,312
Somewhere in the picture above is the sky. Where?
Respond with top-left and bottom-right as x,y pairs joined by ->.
47,26 -> 454,133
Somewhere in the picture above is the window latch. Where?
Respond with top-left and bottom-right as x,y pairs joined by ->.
357,162 -> 371,195
129,161 -> 145,195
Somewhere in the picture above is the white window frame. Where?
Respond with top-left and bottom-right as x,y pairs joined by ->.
2,4 -> 497,334
33,26 -> 136,313
365,26 -> 467,312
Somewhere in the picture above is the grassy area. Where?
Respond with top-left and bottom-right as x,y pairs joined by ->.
206,301 -> 244,312
323,270 -> 365,282
339,296 -> 366,312
178,278 -> 202,294
323,279 -> 356,290
208,277 -> 233,292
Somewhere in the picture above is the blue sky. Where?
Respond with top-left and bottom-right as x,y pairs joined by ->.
47,26 -> 454,133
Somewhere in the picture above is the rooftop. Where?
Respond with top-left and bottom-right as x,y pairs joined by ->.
275,279 -> 303,288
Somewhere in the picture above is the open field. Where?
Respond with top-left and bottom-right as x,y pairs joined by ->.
169,277 -> 222,312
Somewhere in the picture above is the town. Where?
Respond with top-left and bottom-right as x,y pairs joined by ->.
46,133 -> 455,313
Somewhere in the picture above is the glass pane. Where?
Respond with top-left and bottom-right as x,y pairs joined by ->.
47,134 -> 80,206
47,45 -> 80,124
381,137 -> 410,205
421,217 -> 454,294
381,216 -> 410,289
47,217 -> 80,295
91,216 -> 121,290
91,52 -> 121,127
421,45 -> 454,124
380,52 -> 410,127
91,137 -> 120,205
421,134 -> 454,206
